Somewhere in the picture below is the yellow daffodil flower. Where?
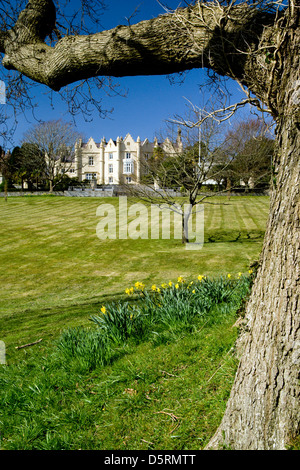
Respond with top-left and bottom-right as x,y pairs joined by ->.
101,306 -> 106,314
134,281 -> 145,290
125,287 -> 134,295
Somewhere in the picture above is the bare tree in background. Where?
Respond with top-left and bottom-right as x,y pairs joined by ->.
22,119 -> 82,192
126,105 -> 229,244
210,118 -> 274,192
0,0 -> 298,449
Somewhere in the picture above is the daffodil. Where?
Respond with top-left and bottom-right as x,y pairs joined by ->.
125,287 -> 134,295
135,281 -> 145,290
238,272 -> 242,277
151,284 -> 157,291
177,276 -> 184,283
100,306 -> 106,314
175,283 -> 179,289
227,273 -> 231,278
192,289 -> 196,294
249,269 -> 253,274
198,275 -> 204,281
168,281 -> 173,287
161,283 -> 167,289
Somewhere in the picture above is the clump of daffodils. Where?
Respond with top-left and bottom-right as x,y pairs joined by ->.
151,284 -> 160,293
123,270 -> 249,300
125,282 -> 145,296
98,271 -> 251,326
125,287 -> 135,296
135,281 -> 145,291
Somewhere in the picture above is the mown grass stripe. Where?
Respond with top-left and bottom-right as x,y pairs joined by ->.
0,195 -> 269,351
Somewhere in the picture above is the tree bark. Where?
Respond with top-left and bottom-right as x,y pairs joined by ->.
206,14 -> 300,449
0,1 -> 275,94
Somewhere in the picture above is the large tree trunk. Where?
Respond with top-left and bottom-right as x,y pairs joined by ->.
207,21 -> 300,449
0,0 -> 299,450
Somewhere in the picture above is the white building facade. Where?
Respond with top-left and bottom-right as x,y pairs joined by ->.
68,132 -> 182,185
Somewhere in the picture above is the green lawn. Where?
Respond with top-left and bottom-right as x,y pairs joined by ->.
1,273 -> 252,450
0,194 -> 271,450
0,195 -> 269,358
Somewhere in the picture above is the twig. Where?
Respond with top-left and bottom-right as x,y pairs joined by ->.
206,347 -> 234,383
15,338 -> 43,350
154,410 -> 180,421
169,421 -> 181,434
141,439 -> 154,445
160,370 -> 179,377
154,410 -> 182,435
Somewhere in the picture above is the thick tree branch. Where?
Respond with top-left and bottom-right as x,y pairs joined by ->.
1,1 -> 276,95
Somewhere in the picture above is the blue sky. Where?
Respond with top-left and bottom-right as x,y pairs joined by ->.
4,0 -> 249,149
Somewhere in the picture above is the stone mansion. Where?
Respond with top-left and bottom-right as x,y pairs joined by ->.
67,131 -> 183,185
